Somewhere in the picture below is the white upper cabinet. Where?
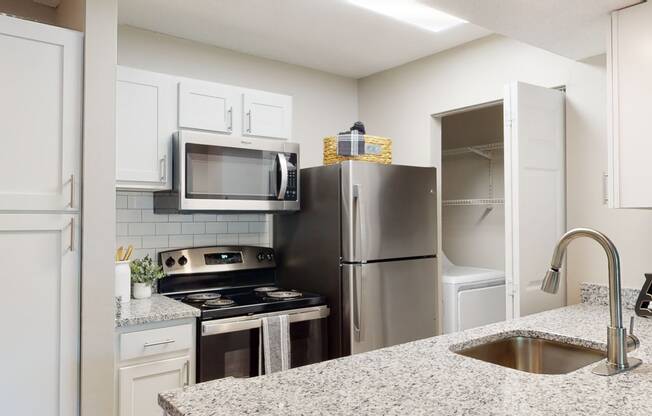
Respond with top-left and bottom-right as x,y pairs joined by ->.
115,66 -> 293,190
242,90 -> 292,139
608,2 -> 652,208
0,15 -> 82,212
178,80 -> 237,134
116,66 -> 177,190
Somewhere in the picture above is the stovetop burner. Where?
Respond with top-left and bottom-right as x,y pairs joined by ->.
203,298 -> 236,308
170,286 -> 326,320
266,290 -> 302,299
185,292 -> 221,302
253,286 -> 279,294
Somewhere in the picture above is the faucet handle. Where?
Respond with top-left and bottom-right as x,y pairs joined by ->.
627,315 -> 641,353
630,316 -> 635,335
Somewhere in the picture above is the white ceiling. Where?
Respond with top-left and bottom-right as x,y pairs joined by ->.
423,0 -> 640,60
118,0 -> 641,79
118,0 -> 491,78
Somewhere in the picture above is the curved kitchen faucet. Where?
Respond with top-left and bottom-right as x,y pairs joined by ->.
541,228 -> 642,376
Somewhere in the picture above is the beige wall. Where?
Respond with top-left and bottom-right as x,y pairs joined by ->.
117,25 -> 358,168
358,34 -> 652,302
0,0 -> 57,25
81,0 -> 116,415
56,0 -> 84,31
0,0 -> 84,31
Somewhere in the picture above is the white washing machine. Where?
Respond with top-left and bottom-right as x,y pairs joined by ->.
441,252 -> 506,334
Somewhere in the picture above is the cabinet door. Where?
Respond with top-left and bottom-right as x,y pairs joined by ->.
242,90 -> 292,139
119,356 -> 191,416
0,15 -> 82,211
178,80 -> 236,134
116,66 -> 176,190
504,81 -> 565,318
0,214 -> 80,416
608,2 -> 652,208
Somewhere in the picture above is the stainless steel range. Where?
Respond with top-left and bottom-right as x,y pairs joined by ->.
158,246 -> 329,382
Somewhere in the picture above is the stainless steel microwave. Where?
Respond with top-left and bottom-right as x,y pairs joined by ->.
154,130 -> 299,212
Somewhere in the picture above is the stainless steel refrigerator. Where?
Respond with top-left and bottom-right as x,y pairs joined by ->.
274,161 -> 437,359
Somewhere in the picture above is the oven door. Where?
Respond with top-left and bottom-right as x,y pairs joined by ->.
177,130 -> 299,212
198,306 -> 329,383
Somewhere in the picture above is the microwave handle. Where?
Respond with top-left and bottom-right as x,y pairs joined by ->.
276,153 -> 288,200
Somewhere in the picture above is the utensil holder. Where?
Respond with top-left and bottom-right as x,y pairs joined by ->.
115,261 -> 131,302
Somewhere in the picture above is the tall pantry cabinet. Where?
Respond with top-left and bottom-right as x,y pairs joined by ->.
0,15 -> 83,416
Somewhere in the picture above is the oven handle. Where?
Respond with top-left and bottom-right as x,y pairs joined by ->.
276,153 -> 289,200
201,306 -> 330,336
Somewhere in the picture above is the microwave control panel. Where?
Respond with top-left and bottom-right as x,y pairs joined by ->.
285,168 -> 297,200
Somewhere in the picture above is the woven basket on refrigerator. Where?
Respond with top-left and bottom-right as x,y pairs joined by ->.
323,135 -> 392,165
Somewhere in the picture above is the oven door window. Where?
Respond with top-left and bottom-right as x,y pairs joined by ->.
185,143 -> 294,201
288,319 -> 328,369
199,328 -> 261,382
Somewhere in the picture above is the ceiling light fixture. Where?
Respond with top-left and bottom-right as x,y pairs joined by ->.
347,0 -> 466,33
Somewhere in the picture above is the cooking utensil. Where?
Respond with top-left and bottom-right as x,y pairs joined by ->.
116,246 -> 124,262
124,245 -> 134,261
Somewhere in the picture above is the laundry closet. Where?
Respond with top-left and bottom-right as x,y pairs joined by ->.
440,104 -> 507,333
436,82 -> 568,333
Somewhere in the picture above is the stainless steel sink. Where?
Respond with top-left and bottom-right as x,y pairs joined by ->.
455,336 -> 606,375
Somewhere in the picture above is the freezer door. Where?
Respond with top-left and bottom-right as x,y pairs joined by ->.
342,258 -> 437,355
341,161 -> 437,262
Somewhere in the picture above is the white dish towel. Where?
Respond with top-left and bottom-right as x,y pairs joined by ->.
261,314 -> 291,374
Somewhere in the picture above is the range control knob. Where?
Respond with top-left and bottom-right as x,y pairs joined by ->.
256,252 -> 265,262
165,257 -> 176,267
177,256 -> 188,266
266,253 -> 274,261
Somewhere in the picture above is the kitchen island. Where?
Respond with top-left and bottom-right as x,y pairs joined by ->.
159,284 -> 652,415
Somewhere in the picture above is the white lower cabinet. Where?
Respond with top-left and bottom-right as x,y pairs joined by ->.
119,355 -> 190,416
0,214 -> 80,416
116,320 -> 196,416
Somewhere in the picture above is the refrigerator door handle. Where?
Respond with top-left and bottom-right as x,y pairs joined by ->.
353,265 -> 362,342
353,184 -> 365,261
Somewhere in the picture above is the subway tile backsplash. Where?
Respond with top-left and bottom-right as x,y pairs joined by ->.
116,191 -> 271,260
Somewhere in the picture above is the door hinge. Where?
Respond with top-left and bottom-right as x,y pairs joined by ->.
603,172 -> 609,205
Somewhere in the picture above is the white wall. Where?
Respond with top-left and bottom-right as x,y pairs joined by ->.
117,25 -> 358,168
358,34 -> 652,303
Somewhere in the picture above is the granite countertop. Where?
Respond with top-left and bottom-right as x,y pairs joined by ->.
115,294 -> 200,328
159,283 -> 652,415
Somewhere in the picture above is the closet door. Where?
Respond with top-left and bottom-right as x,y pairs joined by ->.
0,15 -> 82,211
504,81 -> 566,318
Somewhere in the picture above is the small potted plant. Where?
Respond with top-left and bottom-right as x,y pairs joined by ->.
130,255 -> 165,299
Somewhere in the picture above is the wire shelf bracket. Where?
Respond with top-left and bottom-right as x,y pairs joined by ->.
442,198 -> 505,206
